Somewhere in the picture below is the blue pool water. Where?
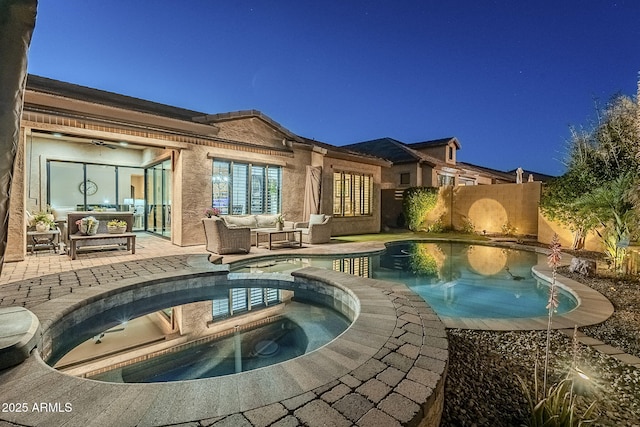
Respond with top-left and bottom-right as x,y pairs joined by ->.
88,302 -> 350,383
70,301 -> 350,383
232,241 -> 577,319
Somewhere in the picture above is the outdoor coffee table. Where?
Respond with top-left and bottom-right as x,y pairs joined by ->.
255,228 -> 302,250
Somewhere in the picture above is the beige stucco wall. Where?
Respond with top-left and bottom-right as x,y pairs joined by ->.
537,213 -> 604,251
423,182 -> 541,235
5,129 -> 27,262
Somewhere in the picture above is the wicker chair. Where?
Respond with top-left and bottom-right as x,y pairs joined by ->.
202,217 -> 251,255
294,214 -> 332,244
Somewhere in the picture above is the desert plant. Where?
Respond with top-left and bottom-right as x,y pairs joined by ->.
502,221 -> 518,236
544,234 -> 562,392
460,216 -> 475,234
518,235 -> 598,426
519,374 -> 597,427
402,187 -> 439,231
427,218 -> 446,233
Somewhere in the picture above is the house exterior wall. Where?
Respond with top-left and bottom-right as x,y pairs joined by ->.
383,164 -> 420,190
176,129 -> 308,247
413,141 -> 457,165
14,114 -> 381,254
9,82 -> 386,260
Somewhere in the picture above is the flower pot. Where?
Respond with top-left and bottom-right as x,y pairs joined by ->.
79,220 -> 99,235
35,222 -> 49,232
276,222 -> 283,231
107,225 -> 127,234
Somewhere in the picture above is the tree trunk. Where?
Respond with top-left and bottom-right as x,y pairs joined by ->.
572,228 -> 585,250
0,0 -> 38,274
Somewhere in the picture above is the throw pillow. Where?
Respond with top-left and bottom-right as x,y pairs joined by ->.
309,214 -> 325,225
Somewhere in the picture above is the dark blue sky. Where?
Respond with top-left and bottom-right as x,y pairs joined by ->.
27,1 -> 640,176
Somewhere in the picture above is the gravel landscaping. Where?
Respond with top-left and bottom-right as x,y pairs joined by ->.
442,260 -> 640,426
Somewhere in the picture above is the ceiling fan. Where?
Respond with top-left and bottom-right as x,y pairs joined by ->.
91,140 -> 118,149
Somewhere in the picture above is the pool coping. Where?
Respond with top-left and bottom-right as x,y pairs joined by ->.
0,267 -> 449,427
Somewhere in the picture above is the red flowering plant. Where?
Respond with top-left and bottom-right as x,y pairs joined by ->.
204,207 -> 221,218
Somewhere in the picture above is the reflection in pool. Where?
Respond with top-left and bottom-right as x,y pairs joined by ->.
55,298 -> 350,383
88,303 -> 349,383
233,242 -> 578,319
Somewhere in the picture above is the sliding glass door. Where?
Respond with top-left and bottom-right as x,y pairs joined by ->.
145,159 -> 172,237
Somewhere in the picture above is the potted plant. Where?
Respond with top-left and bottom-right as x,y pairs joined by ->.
107,219 -> 127,234
275,214 -> 285,231
76,216 -> 99,235
204,207 -> 221,218
29,210 -> 55,232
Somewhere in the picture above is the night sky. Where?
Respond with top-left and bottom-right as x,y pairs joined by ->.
27,1 -> 640,176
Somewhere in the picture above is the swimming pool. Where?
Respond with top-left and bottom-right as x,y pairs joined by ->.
232,241 -> 578,319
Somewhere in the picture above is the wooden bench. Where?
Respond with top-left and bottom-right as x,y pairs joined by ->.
66,212 -> 135,259
68,232 -> 136,260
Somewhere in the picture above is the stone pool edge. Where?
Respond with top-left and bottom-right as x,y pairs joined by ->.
0,266 -> 448,427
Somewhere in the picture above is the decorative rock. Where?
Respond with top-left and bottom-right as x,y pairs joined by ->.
568,257 -> 596,276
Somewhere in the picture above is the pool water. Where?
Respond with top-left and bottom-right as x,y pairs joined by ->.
233,242 -> 577,319
71,301 -> 350,383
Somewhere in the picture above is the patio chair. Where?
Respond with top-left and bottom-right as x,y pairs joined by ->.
294,214 -> 332,244
202,217 -> 251,255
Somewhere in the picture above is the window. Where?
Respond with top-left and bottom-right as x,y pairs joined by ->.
333,171 -> 372,217
230,288 -> 248,314
212,288 -> 281,320
400,173 -> 410,185
448,146 -> 454,161
332,256 -> 370,278
437,174 -> 455,187
212,160 -> 281,215
212,296 -> 230,318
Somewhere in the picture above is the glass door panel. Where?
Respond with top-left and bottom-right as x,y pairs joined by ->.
49,162 -> 84,210
119,167 -> 145,230
145,159 -> 172,237
85,164 -> 117,210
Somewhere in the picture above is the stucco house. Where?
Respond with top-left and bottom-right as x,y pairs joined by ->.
342,137 -> 555,229
342,137 -> 515,191
7,75 -> 390,261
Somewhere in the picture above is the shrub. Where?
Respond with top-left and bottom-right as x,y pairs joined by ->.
427,218 -> 446,233
460,216 -> 475,234
502,221 -> 517,236
402,187 -> 439,231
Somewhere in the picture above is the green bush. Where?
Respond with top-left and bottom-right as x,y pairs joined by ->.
427,218 -> 446,233
460,216 -> 475,234
402,187 -> 439,231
